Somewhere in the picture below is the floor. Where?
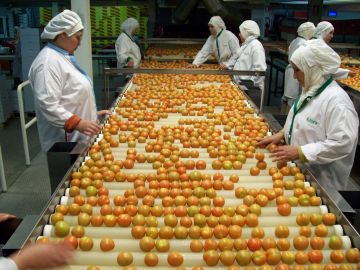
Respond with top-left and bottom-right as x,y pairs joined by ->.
0,64 -> 360,220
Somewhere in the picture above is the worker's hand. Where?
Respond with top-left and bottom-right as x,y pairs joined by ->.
76,119 -> 101,136
256,132 -> 284,148
127,60 -> 135,67
219,63 -> 228,70
0,213 -> 16,223
98,110 -> 112,116
11,243 -> 74,270
348,70 -> 356,77
270,145 -> 299,163
187,64 -> 198,69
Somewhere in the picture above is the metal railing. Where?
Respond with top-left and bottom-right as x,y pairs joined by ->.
17,80 -> 37,166
0,144 -> 6,192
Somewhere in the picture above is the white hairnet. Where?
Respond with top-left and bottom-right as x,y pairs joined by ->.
297,22 -> 315,40
239,20 -> 260,39
208,16 -> 226,34
121,18 -> 139,36
41,10 -> 84,40
313,21 -> 334,40
290,39 -> 340,104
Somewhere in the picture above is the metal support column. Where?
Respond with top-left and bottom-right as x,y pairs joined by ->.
308,0 -> 324,25
71,0 -> 93,81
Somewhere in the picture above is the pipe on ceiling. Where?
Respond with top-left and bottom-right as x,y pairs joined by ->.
172,0 -> 244,26
173,0 -> 202,24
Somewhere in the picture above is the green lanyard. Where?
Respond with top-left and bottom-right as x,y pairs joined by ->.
287,77 -> 333,144
216,29 -> 224,59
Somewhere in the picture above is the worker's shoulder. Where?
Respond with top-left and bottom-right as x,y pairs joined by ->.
224,30 -> 238,39
323,81 -> 353,107
30,47 -> 66,72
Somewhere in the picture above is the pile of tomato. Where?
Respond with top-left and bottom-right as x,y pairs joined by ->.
37,73 -> 360,270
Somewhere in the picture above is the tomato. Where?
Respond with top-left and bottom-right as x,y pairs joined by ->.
322,213 -> 336,225
277,239 -> 291,251
250,167 -> 260,176
155,239 -> 170,252
275,225 -> 289,238
331,250 -> 345,263
236,250 -> 252,266
245,213 -> 259,227
117,251 -> 133,266
229,225 -> 242,239
247,238 -> 262,252
315,224 -> 328,237
220,250 -> 236,266
144,252 -> 159,267
266,248 -> 282,265
190,239 -> 203,252
118,214 -> 132,227
308,250 -> 323,264
86,266 -> 100,270
203,239 -> 218,251
203,250 -> 219,266
78,213 -> 91,226
310,236 -> 325,250
293,235 -> 309,250
345,248 -> 360,263
329,235 -> 343,249
167,251 -> 183,267
255,152 -> 265,161
100,238 -> 115,252
310,213 -> 323,226
262,237 -> 277,250
281,251 -> 295,264
63,235 -> 78,249
296,213 -> 310,226
213,224 -> 229,239
131,225 -> 146,239
71,225 -> 85,238
54,221 -> 70,237
252,250 -> 266,266
295,251 -> 309,265
79,236 -> 93,251
277,203 -> 291,216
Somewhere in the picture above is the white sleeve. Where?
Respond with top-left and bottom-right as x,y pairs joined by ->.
222,36 -> 240,69
0,258 -> 19,270
30,62 -> 73,127
301,104 -> 359,164
250,46 -> 267,84
115,35 -> 132,65
193,37 -> 213,66
333,68 -> 349,80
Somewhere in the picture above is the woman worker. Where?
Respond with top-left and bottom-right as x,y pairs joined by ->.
258,39 -> 359,190
29,10 -> 109,152
233,20 -> 267,101
313,21 -> 355,78
282,22 -> 315,110
192,16 -> 240,69
115,17 -> 141,68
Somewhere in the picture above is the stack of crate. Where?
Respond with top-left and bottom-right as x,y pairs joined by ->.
39,7 -> 52,26
139,16 -> 148,49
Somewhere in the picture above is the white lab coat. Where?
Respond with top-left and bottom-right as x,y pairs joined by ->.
283,81 -> 359,190
233,38 -> 267,90
193,30 -> 240,67
0,257 -> 18,270
283,37 -> 307,100
115,32 -> 141,68
29,46 -> 98,152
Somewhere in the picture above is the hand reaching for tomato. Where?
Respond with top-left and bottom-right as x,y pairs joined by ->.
269,145 -> 299,163
256,132 -> 284,148
0,213 -> 16,223
11,243 -> 74,270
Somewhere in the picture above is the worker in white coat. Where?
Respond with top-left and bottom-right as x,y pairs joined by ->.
29,10 -> 109,152
233,20 -> 267,91
115,18 -> 141,68
258,39 -> 359,190
282,22 -> 315,110
313,21 -> 355,79
192,16 -> 240,69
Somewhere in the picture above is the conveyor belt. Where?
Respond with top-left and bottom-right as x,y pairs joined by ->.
8,69 -> 360,270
